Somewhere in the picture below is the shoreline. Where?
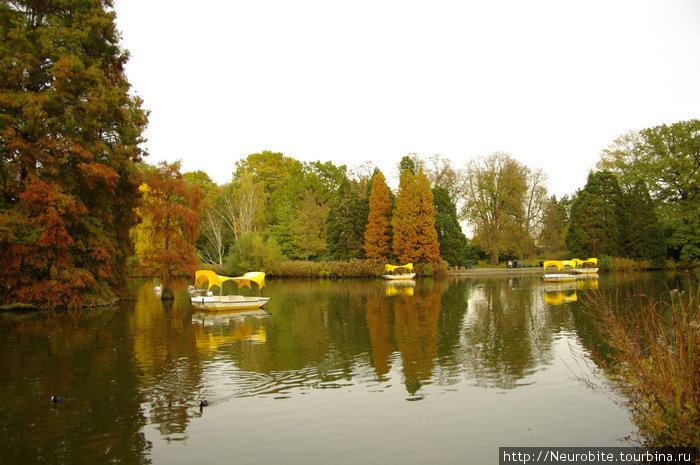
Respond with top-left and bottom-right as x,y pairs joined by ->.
446,267 -> 544,277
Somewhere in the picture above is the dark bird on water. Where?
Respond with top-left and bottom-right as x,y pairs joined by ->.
199,400 -> 209,407
51,396 -> 67,403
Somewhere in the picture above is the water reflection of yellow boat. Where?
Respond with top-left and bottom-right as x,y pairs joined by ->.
194,326 -> 267,352
576,277 -> 599,290
576,273 -> 599,280
192,310 -> 268,352
544,281 -> 577,292
383,263 -> 415,280
192,309 -> 269,323
385,280 -> 415,296
544,290 -> 578,305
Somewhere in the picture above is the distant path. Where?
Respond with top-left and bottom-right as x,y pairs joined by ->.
446,267 -> 543,277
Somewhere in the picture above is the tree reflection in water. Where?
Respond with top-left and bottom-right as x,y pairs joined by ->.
130,282 -> 204,442
0,302 -> 152,464
458,277 -> 570,389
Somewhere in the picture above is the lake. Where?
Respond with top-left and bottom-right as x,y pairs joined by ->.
0,272 -> 692,464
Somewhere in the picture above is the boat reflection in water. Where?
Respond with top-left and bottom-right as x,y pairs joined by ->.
544,284 -> 578,305
384,279 -> 415,296
192,309 -> 269,353
576,274 -> 599,290
543,275 -> 599,306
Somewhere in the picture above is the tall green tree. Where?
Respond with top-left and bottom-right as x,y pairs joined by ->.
326,178 -> 366,260
399,155 -> 418,175
626,180 -> 666,265
566,171 -> 625,258
460,152 -> 528,265
267,199 -> 298,259
519,168 -> 548,258
596,170 -> 627,256
290,192 -> 327,261
0,0 -> 148,307
234,151 -> 293,196
363,170 -> 393,260
235,152 -> 347,260
540,196 -> 568,258
598,119 -> 699,260
432,186 -> 468,266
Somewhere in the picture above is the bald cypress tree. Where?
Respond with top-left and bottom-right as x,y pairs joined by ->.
0,1 -> 148,307
392,169 -> 440,264
133,162 -> 203,283
363,170 -> 392,260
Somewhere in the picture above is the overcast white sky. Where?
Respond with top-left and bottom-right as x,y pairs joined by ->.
113,0 -> 699,198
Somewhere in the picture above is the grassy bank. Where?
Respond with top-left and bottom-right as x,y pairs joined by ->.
583,285 -> 699,447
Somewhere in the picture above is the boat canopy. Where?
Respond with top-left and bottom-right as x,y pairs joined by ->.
572,258 -> 598,267
385,263 -> 413,273
543,260 -> 577,270
543,260 -> 565,270
195,270 -> 266,290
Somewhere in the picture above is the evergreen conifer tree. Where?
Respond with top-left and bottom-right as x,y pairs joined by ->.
326,178 -> 365,260
626,180 -> 666,265
566,171 -> 626,257
432,186 -> 468,266
540,196 -> 568,257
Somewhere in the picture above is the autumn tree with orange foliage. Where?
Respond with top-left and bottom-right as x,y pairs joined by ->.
132,162 -> 203,282
392,167 -> 441,264
363,170 -> 393,260
0,1 -> 148,308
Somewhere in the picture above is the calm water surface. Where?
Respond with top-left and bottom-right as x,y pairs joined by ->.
0,272 -> 693,464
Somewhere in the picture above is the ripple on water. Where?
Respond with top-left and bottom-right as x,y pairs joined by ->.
200,362 -> 363,400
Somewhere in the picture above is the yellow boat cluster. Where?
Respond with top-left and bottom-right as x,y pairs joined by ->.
543,258 -> 600,305
542,258 -> 598,272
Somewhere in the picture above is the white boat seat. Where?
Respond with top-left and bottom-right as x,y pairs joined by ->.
222,295 -> 245,302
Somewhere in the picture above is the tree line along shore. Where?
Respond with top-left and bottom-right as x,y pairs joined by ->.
1,2 -> 697,309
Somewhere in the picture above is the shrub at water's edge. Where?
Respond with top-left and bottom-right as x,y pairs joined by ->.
582,286 -> 699,447
598,256 -> 652,272
596,256 -> 698,272
266,259 -> 448,278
